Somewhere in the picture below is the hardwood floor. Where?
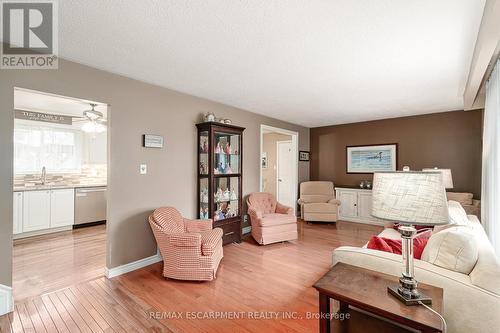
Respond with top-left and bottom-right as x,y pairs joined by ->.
13,225 -> 106,302
2,221 -> 382,333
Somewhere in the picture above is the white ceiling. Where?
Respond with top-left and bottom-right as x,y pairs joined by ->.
14,88 -> 107,118
58,0 -> 485,127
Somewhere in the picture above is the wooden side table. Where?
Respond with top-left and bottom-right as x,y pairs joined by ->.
313,263 -> 444,333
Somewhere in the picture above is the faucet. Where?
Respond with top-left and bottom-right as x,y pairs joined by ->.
41,166 -> 46,185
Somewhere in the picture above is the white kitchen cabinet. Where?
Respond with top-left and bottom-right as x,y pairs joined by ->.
335,187 -> 384,226
13,192 -> 23,234
23,190 -> 51,232
50,189 -> 75,227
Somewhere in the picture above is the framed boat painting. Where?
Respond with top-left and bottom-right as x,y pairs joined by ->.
346,144 -> 398,174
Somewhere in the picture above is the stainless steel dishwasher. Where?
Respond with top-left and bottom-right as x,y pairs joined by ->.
75,186 -> 107,226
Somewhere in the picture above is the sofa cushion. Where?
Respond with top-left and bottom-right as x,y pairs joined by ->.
422,226 -> 479,274
446,192 -> 473,206
303,202 -> 338,214
259,213 -> 297,227
367,231 -> 430,259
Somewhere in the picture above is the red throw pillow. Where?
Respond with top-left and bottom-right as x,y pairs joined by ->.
367,231 -> 431,259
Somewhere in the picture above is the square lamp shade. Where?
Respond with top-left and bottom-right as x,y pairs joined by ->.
372,171 -> 449,226
422,168 -> 453,189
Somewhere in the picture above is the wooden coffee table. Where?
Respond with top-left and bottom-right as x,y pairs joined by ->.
313,263 -> 444,333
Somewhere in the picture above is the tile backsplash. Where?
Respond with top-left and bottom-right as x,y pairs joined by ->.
14,164 -> 107,188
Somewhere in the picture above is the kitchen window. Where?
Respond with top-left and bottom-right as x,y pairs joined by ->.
14,123 -> 83,174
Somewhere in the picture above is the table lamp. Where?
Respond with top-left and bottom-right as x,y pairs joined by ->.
371,171 -> 449,305
422,168 -> 453,189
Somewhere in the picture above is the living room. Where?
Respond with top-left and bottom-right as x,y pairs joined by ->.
0,1 -> 499,333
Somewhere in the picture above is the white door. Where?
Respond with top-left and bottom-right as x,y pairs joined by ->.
23,190 -> 51,232
13,192 -> 23,234
277,141 -> 295,209
357,192 -> 373,219
51,189 -> 75,227
338,190 -> 357,218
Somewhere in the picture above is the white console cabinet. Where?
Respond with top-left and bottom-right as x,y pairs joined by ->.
335,187 -> 384,226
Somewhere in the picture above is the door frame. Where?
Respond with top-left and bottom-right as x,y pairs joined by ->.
259,124 -> 299,215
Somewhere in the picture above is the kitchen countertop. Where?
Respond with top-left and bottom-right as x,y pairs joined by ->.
14,184 -> 107,192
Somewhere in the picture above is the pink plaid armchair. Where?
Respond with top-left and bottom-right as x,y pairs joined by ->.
247,192 -> 298,245
148,207 -> 223,281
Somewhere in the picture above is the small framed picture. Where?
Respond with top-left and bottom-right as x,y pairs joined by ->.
299,151 -> 310,161
143,134 -> 164,148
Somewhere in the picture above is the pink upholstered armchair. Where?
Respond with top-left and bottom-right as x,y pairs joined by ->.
247,192 -> 298,245
148,207 -> 223,281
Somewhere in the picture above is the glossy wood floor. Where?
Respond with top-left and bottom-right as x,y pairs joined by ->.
2,221 -> 382,333
13,225 -> 106,302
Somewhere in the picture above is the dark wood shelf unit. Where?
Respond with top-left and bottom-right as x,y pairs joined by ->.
196,122 -> 245,245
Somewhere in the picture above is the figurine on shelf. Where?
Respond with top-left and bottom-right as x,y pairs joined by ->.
225,143 -> 232,154
200,188 -> 208,203
230,188 -> 237,200
223,188 -> 230,201
201,207 -> 209,219
234,149 -> 238,155
213,210 -> 220,221
225,163 -> 232,174
215,142 -> 221,154
199,161 -> 207,174
215,188 -> 224,202
218,162 -> 226,174
200,137 -> 209,153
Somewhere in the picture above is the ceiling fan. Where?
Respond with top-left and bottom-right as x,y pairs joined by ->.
73,103 -> 107,133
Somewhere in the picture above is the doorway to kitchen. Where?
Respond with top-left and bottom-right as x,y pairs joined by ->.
12,88 -> 109,302
260,125 -> 298,215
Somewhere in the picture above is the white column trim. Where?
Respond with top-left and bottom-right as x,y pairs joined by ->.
0,284 -> 13,316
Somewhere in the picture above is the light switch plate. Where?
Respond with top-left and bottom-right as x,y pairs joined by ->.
140,164 -> 147,174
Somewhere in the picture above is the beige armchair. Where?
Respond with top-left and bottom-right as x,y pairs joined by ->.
298,181 -> 340,223
446,192 -> 481,219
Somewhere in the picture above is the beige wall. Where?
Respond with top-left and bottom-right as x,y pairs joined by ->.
0,59 -> 310,287
262,133 -> 292,196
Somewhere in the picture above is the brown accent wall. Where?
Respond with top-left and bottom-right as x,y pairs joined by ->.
0,59 -> 309,287
310,110 -> 483,198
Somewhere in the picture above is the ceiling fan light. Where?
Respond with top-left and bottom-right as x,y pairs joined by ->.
82,121 -> 95,133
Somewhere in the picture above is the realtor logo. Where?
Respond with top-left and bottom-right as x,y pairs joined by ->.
1,0 -> 58,69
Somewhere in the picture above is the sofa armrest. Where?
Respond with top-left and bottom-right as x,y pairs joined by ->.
169,233 -> 202,248
276,202 -> 293,215
328,198 -> 341,206
184,218 -> 213,233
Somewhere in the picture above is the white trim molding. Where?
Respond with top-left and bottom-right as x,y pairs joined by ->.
259,124 -> 299,215
105,251 -> 162,279
0,284 -> 13,316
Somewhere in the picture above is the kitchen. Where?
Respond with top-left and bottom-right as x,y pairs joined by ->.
12,88 -> 108,300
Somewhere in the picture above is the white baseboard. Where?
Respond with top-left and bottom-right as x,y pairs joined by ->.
105,250 -> 162,279
0,284 -> 13,316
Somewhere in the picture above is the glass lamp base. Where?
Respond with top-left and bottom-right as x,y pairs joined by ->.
387,284 -> 432,306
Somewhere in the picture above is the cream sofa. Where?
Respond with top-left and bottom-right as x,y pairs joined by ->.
332,215 -> 500,333
446,192 -> 481,218
298,181 -> 340,222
